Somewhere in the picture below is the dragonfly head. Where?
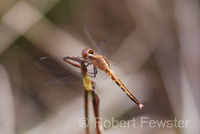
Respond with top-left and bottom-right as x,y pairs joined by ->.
82,48 -> 94,60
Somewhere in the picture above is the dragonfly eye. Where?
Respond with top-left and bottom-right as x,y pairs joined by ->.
88,48 -> 94,55
82,48 -> 94,60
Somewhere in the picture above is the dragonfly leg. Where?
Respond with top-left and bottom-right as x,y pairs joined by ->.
91,81 -> 96,90
63,56 -> 81,68
89,67 -> 98,78
85,62 -> 92,67
93,67 -> 98,78
64,56 -> 83,62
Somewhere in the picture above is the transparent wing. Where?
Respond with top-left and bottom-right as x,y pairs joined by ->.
45,70 -> 108,85
98,40 -> 109,60
36,56 -> 108,84
87,67 -> 108,82
35,56 -> 82,84
84,26 -> 109,59
35,56 -> 80,74
92,70 -> 108,83
45,74 -> 82,85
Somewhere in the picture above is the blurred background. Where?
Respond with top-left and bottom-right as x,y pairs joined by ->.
0,0 -> 200,134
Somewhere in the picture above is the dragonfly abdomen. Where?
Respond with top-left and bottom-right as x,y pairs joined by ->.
105,69 -> 144,109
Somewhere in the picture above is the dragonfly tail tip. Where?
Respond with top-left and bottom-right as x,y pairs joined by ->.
139,104 -> 144,109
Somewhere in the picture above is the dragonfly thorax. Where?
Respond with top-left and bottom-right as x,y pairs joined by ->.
82,48 -> 110,71
90,55 -> 110,71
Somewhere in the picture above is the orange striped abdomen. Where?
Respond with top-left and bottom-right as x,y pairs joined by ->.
105,69 -> 144,109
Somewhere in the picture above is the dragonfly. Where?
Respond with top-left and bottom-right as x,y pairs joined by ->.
82,27 -> 144,109
36,27 -> 144,110
81,48 -> 144,109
